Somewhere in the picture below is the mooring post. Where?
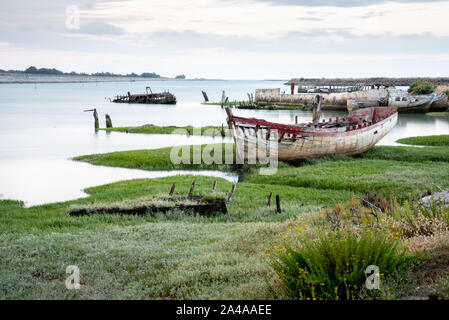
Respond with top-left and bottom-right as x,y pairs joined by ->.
267,192 -> 272,207
312,95 -> 323,124
83,108 -> 99,130
188,181 -> 195,198
276,195 -> 281,213
212,180 -> 217,192
105,114 -> 113,128
227,182 -> 236,202
221,124 -> 225,137
169,183 -> 176,196
221,90 -> 226,109
201,90 -> 209,102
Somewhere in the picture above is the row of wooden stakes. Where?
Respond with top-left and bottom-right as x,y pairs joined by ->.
168,180 -> 282,213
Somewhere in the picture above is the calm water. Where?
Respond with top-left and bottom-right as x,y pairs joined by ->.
0,80 -> 448,206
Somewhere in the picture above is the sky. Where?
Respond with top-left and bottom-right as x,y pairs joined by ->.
1,0 -> 449,79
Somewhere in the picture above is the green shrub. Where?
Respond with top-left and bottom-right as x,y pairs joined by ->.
269,228 -> 411,300
408,81 -> 436,94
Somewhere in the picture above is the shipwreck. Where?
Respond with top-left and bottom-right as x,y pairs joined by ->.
225,95 -> 398,162
112,86 -> 176,104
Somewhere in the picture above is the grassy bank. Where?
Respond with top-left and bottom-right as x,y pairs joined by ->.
100,124 -> 227,136
2,141 -> 449,299
397,135 -> 449,147
202,101 -> 302,110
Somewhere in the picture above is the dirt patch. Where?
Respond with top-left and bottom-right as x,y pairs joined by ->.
403,234 -> 449,299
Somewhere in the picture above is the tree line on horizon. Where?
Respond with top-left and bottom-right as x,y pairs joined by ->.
0,66 -> 186,79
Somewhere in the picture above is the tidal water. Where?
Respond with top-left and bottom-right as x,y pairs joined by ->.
0,80 -> 448,206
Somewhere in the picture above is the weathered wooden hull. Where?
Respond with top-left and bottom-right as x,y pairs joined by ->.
226,107 -> 397,161
255,88 -> 388,107
113,92 -> 176,104
429,94 -> 448,112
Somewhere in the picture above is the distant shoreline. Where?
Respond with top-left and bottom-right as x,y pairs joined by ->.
0,74 -> 230,84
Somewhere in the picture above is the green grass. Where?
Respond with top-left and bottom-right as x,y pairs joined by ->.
3,140 -> 449,299
100,124 -> 227,136
0,173 -> 350,299
202,101 -> 302,110
269,228 -> 411,300
246,159 -> 449,200
0,217 -> 286,299
396,135 -> 449,147
73,143 -> 236,171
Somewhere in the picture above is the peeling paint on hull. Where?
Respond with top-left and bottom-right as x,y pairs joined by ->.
226,107 -> 398,161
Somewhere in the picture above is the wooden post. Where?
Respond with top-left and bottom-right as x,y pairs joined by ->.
227,182 -> 236,202
312,95 -> 323,124
221,90 -> 226,109
295,116 -> 298,124
212,180 -> 217,192
201,90 -> 209,102
84,108 -> 99,130
169,183 -> 176,196
275,195 -> 281,213
105,114 -> 113,128
221,124 -> 225,137
267,192 -> 272,207
188,181 -> 195,198
93,109 -> 99,130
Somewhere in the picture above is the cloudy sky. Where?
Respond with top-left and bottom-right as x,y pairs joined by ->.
1,0 -> 449,79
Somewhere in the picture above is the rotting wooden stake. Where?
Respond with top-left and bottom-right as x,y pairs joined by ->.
105,114 -> 113,128
227,182 -> 236,202
202,90 -> 209,102
84,108 -> 99,130
212,180 -> 217,192
169,183 -> 176,196
275,195 -> 281,213
267,192 -> 272,207
188,181 -> 195,198
221,90 -> 227,109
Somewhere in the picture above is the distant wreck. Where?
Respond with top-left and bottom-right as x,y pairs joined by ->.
112,86 -> 176,104
255,81 -> 447,113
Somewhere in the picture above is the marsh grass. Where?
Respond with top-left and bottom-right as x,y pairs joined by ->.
100,124 -> 230,137
247,159 -> 449,200
268,228 -> 411,300
396,135 -> 449,147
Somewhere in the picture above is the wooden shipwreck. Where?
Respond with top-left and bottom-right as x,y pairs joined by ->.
112,86 -> 176,104
225,96 -> 398,162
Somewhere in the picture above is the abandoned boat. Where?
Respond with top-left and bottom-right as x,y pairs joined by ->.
225,100 -> 397,161
347,92 -> 435,113
112,87 -> 176,104
387,90 -> 434,113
